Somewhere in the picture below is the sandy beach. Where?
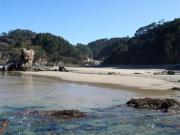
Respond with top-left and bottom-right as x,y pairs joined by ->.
23,67 -> 180,91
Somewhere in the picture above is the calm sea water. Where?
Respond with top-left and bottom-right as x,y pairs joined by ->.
0,72 -> 180,135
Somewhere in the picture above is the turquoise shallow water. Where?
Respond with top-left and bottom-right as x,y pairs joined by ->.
0,72 -> 180,135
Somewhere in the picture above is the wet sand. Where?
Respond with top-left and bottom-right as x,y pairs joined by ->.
23,67 -> 180,91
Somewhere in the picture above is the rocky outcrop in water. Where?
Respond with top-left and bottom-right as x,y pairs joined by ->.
0,119 -> 8,134
126,98 -> 180,113
28,110 -> 86,119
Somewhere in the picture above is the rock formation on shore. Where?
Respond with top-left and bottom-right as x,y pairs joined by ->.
126,98 -> 180,113
7,49 -> 35,71
0,48 -> 70,72
18,49 -> 35,71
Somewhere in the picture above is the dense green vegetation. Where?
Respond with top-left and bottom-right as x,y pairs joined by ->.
104,18 -> 180,64
0,30 -> 90,65
87,37 -> 129,60
0,18 -> 180,65
87,19 -> 180,65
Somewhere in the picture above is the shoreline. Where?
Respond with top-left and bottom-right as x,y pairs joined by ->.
22,67 -> 180,91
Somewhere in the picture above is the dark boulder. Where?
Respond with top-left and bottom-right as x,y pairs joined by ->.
1,66 -> 7,71
7,63 -> 18,71
59,66 -> 68,72
171,87 -> 180,91
28,109 -> 85,119
126,98 -> 180,112
0,119 -> 8,134
167,70 -> 175,75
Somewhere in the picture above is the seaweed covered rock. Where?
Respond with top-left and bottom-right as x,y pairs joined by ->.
126,98 -> 180,112
0,119 -> 8,134
29,110 -> 85,119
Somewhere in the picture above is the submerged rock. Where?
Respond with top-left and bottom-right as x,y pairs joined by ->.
126,98 -> 180,113
28,110 -> 85,119
0,119 -> 8,134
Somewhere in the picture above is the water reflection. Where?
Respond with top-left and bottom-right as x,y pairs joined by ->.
0,73 -> 179,110
0,73 -> 139,111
